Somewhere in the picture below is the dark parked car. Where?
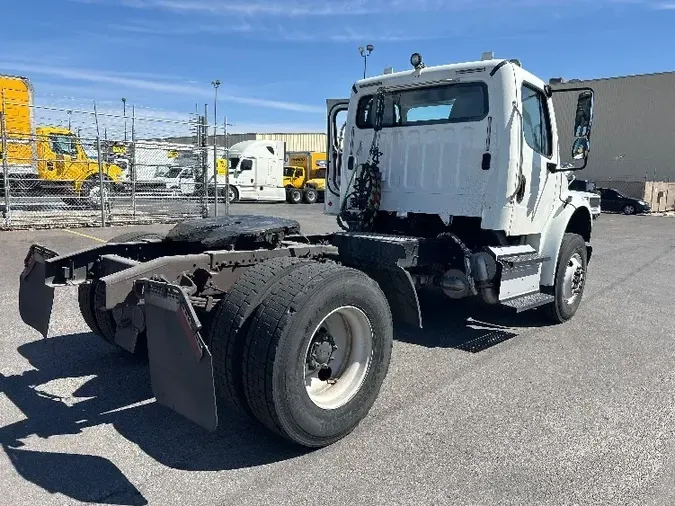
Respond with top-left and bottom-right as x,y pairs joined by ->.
596,187 -> 651,215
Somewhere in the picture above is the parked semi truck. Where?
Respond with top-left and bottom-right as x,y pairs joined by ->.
0,74 -> 124,207
208,139 -> 287,203
18,52 -> 596,449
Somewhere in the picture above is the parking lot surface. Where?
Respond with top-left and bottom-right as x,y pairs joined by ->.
1,205 -> 674,506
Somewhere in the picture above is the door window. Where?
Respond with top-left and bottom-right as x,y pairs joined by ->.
521,84 -> 552,158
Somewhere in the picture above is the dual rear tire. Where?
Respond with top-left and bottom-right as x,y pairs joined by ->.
208,258 -> 394,448
77,230 -> 166,356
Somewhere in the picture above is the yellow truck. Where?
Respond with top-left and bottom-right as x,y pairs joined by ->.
0,74 -> 123,207
283,151 -> 326,204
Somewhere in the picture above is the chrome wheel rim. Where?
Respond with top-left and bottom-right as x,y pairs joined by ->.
304,306 -> 374,410
562,252 -> 584,304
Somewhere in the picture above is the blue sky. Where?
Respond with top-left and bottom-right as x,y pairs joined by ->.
1,0 -> 674,138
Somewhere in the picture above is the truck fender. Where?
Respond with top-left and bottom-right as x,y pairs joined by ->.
539,195 -> 593,287
357,265 -> 423,329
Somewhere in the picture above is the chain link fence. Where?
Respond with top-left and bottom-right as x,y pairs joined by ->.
0,87 -> 231,230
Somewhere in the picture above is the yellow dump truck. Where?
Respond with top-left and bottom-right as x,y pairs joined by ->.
283,151 -> 326,204
0,74 -> 123,207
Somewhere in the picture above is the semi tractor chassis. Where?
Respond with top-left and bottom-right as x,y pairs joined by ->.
18,214 -> 590,448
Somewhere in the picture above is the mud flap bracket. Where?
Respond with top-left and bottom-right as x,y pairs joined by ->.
137,278 -> 218,432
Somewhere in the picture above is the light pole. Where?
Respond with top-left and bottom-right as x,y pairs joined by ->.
211,80 -> 220,216
223,117 -> 234,216
67,110 -> 72,131
122,97 -> 127,142
358,44 -> 374,79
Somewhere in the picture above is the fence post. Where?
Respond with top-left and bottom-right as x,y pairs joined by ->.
199,111 -> 208,218
1,96 -> 10,226
224,116 -> 229,216
93,102 -> 106,227
131,105 -> 137,218
213,110 -> 218,218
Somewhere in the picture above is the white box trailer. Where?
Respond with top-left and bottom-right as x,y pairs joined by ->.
114,140 -> 196,184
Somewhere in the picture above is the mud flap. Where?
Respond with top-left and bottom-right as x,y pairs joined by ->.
138,279 -> 218,432
19,245 -> 59,338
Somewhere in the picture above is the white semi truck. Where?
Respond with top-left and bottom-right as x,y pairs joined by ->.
19,52 -> 596,450
208,139 -> 287,203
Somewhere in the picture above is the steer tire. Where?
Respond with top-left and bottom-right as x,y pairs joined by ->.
242,262 -> 394,448
208,256 -> 316,418
288,188 -> 302,204
543,233 -> 588,324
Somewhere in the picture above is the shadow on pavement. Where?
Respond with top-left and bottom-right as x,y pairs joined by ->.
4,447 -> 148,506
0,332 -> 308,505
395,289 -> 554,352
0,293 -> 556,503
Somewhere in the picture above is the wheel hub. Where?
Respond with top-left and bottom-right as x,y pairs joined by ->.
562,253 -> 585,304
307,328 -> 338,369
303,306 -> 374,411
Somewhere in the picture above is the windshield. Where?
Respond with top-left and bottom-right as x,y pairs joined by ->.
284,167 -> 295,177
50,134 -> 79,156
164,166 -> 184,178
229,157 -> 240,170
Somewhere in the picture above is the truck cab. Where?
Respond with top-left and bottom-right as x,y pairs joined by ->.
217,140 -> 287,203
326,52 -> 595,318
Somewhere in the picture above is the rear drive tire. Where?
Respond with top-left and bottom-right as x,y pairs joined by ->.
303,188 -> 318,204
543,233 -> 588,324
208,257 -> 315,418
242,263 -> 394,448
76,231 -> 166,355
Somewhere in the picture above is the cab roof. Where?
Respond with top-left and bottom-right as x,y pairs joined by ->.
352,57 -> 544,92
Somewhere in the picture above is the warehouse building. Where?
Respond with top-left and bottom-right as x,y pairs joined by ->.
551,71 -> 675,211
166,132 -> 326,153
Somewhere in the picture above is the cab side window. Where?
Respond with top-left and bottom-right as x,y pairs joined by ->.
521,84 -> 552,158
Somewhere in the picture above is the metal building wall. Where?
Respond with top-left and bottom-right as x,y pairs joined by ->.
551,71 -> 675,183
253,133 -> 327,152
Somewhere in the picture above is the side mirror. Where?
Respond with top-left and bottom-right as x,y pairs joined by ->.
558,89 -> 594,172
573,90 -> 593,138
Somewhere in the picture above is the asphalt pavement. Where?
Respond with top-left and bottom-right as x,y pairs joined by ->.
0,207 -> 674,506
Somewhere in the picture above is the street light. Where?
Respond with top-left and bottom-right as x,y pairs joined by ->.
121,97 -> 127,142
211,80 -> 221,216
358,44 -> 374,79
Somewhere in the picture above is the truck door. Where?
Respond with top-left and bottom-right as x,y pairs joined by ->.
325,99 -> 349,215
237,158 -> 256,200
510,82 -> 560,235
